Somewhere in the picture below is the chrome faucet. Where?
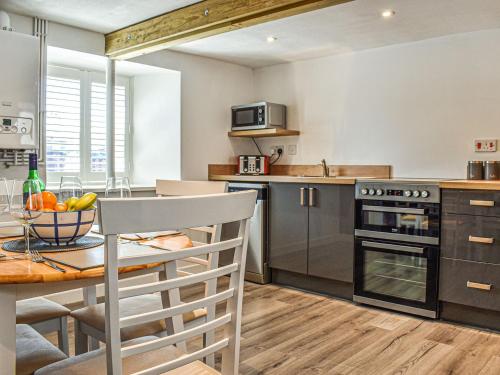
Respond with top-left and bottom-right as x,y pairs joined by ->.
320,159 -> 330,177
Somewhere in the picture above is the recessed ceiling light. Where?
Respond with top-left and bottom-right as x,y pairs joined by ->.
381,10 -> 395,18
266,36 -> 277,43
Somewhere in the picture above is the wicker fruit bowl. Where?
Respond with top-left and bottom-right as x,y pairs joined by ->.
30,209 -> 96,246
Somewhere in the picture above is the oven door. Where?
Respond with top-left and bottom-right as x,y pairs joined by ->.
355,201 -> 440,245
353,238 -> 439,318
232,105 -> 265,130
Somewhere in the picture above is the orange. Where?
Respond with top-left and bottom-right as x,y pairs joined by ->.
25,193 -> 43,210
40,208 -> 55,212
41,191 -> 57,209
54,202 -> 68,212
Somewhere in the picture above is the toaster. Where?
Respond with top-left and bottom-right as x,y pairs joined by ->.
237,155 -> 270,175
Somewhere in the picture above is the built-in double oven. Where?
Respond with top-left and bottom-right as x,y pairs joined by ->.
354,180 -> 441,318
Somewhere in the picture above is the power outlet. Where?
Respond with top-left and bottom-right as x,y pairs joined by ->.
475,139 -> 497,152
270,145 -> 284,155
287,144 -> 297,155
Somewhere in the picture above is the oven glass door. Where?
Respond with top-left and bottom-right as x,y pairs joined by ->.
232,107 -> 260,128
354,239 -> 438,311
357,201 -> 440,239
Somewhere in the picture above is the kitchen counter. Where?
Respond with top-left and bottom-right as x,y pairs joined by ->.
209,174 -> 364,184
440,180 -> 500,191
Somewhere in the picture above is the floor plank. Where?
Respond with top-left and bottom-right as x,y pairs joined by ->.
45,281 -> 500,374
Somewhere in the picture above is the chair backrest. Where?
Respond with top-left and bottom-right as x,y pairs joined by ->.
156,179 -> 228,196
98,191 -> 257,375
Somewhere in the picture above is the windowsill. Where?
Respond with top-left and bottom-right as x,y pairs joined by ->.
46,184 -> 156,193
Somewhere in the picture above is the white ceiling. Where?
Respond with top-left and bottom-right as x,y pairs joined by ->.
3,0 -> 500,68
0,0 -> 202,33
173,0 -> 500,67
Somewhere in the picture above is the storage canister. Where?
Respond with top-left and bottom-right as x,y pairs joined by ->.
467,161 -> 484,180
484,161 -> 500,180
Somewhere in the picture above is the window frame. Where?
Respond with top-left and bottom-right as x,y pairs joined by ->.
46,65 -> 132,186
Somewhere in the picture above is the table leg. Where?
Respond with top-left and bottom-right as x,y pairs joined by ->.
83,285 -> 100,351
0,285 -> 16,375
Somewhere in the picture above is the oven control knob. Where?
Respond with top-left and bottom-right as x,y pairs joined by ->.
421,190 -> 429,198
404,190 -> 412,197
368,189 -> 376,196
412,190 -> 421,198
360,188 -> 368,195
376,189 -> 384,196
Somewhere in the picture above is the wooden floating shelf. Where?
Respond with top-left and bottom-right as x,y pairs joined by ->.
228,129 -> 300,138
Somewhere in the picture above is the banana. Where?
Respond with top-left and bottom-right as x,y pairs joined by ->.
64,197 -> 79,211
73,193 -> 97,211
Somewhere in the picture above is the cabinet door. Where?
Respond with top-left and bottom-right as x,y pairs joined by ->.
269,183 -> 308,274
308,184 -> 355,282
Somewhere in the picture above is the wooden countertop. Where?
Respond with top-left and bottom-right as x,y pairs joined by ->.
0,235 -> 191,284
439,180 -> 500,191
209,174 -> 364,184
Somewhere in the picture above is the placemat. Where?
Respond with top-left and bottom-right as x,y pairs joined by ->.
43,243 -> 167,271
1,236 -> 104,253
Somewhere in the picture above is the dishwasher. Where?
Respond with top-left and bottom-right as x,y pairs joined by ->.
219,183 -> 270,284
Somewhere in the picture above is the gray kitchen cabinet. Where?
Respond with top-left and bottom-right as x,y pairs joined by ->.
440,189 -> 500,312
269,182 -> 355,281
440,257 -> 500,312
308,184 -> 355,282
441,213 -> 500,264
269,183 -> 309,274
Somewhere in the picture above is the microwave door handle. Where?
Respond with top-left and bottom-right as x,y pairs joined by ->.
361,241 -> 425,254
362,205 -> 427,215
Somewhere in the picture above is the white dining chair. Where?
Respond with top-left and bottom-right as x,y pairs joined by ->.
35,190 -> 256,375
71,180 -> 228,364
16,297 -> 70,355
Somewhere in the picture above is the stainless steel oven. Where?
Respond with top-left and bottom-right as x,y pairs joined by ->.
356,201 -> 440,245
354,239 -> 439,318
354,180 -> 441,318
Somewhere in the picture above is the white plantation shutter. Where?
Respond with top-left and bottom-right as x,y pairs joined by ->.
46,74 -> 81,173
90,82 -> 127,174
46,66 -> 130,184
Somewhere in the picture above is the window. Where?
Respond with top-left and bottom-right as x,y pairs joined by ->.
46,66 -> 130,185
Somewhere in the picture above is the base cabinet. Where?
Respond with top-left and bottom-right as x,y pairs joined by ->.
440,189 -> 500,329
268,183 -> 308,274
269,183 -> 355,283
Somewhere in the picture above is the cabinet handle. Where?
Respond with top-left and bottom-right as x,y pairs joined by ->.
308,188 -> 316,207
467,281 -> 492,291
300,187 -> 306,207
470,200 -> 495,207
468,235 -> 495,244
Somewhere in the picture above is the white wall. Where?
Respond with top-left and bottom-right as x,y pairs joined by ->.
254,29 -> 500,179
132,73 -> 181,185
131,51 -> 255,180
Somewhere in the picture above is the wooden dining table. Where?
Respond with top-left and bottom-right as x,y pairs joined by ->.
0,234 -> 193,375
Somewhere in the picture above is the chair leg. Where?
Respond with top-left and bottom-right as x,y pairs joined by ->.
58,316 -> 70,355
74,319 -> 89,355
89,337 -> 100,351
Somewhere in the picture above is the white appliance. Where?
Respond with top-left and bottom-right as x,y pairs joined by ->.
0,30 -> 39,149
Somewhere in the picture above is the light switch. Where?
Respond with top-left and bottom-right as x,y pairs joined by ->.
287,144 -> 297,155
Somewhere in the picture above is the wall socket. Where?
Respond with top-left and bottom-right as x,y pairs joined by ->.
270,145 -> 284,155
475,139 -> 497,152
287,144 -> 297,155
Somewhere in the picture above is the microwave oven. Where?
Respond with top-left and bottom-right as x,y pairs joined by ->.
231,102 -> 286,131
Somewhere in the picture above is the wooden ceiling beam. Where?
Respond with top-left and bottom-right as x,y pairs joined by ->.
105,0 -> 353,60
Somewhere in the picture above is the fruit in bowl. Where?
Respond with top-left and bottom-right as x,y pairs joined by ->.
28,192 -> 98,246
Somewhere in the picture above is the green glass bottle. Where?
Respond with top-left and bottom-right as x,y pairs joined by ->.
23,153 -> 45,202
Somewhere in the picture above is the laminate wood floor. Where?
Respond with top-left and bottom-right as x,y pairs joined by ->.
46,281 -> 500,374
